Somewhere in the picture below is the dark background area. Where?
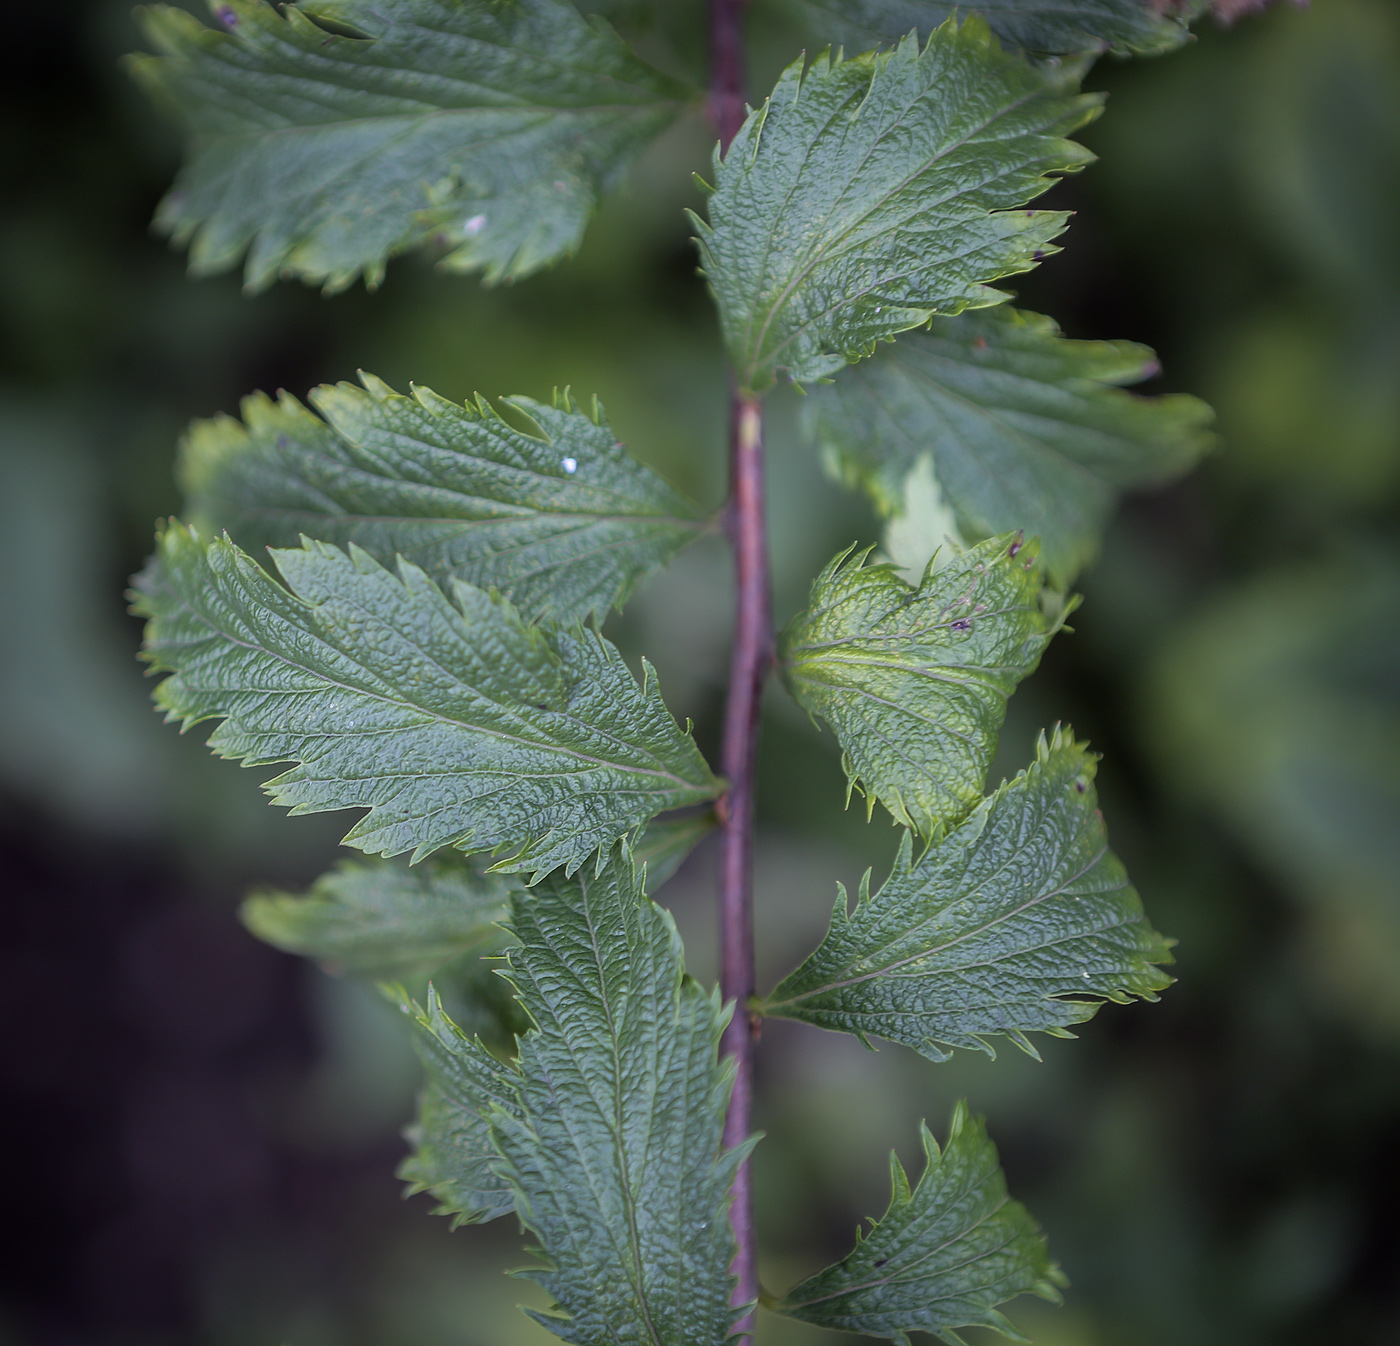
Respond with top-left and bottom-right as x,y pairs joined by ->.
2,1 -> 1398,1343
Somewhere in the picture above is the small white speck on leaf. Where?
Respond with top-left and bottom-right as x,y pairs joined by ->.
562,457 -> 578,474
463,214 -> 487,236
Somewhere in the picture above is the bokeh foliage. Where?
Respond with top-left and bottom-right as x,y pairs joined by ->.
2,1 -> 1398,1344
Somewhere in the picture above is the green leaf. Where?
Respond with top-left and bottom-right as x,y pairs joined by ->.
133,525 -> 720,875
774,1102 -> 1063,1345
779,535 -> 1067,837
399,984 -> 523,1226
807,307 -> 1215,585
239,808 -> 710,980
692,21 -> 1099,394
403,846 -> 743,1340
631,808 -> 718,891
129,0 -> 691,291
788,0 -> 1199,59
242,850 -> 512,979
180,374 -> 707,623
765,728 -> 1173,1061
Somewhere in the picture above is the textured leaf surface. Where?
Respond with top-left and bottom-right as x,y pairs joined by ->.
775,1103 -> 1062,1344
242,850 -> 511,979
790,0 -> 1197,58
766,730 -> 1173,1061
400,985 -> 522,1226
181,375 -> 706,623
133,526 -> 720,875
780,536 -> 1065,837
694,21 -> 1099,393
440,848 -> 737,1342
808,308 -> 1215,584
130,0 -> 689,290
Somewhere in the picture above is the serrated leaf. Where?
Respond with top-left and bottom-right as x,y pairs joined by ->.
807,307 -> 1215,585
242,850 -> 512,979
775,1102 -> 1062,1344
788,0 -> 1198,58
495,847 -> 743,1343
779,535 -> 1067,837
692,21 -> 1099,394
129,0 -> 690,291
765,729 -> 1173,1061
180,374 -> 707,623
399,984 -> 522,1226
133,525 -> 720,875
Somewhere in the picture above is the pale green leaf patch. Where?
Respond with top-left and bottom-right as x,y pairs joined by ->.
788,0 -> 1200,59
239,807 -> 713,979
129,0 -> 692,291
242,850 -> 512,980
779,535 -> 1069,838
774,1102 -> 1064,1344
180,374 -> 707,624
693,19 -> 1100,394
133,525 -> 720,877
765,728 -> 1174,1061
808,307 -> 1215,585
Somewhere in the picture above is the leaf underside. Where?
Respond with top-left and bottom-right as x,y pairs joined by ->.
775,1102 -> 1063,1344
402,848 -> 742,1341
133,525 -> 719,877
790,0 -> 1197,58
766,728 -> 1174,1062
807,307 -> 1216,585
780,535 -> 1065,838
694,19 -> 1100,393
181,374 -> 706,624
130,0 -> 690,290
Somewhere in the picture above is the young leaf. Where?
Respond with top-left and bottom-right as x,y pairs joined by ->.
399,985 -> 522,1226
774,1103 -> 1063,1344
789,0 -> 1199,59
693,20 -> 1099,393
180,375 -> 707,623
133,525 -> 720,875
494,847 -> 743,1342
129,0 -> 691,291
765,729 -> 1174,1061
807,307 -> 1216,585
242,850 -> 512,979
779,536 -> 1067,837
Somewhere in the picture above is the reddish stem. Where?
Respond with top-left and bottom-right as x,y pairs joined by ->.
708,2 -> 766,1332
717,394 -> 769,1335
709,0 -> 750,151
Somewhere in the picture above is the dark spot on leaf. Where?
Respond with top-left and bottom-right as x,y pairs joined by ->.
974,336 -> 987,350
873,1257 -> 889,1267
1074,779 -> 1087,793
1033,250 -> 1045,261
215,4 -> 238,27
950,619 -> 971,632
1008,534 -> 1023,558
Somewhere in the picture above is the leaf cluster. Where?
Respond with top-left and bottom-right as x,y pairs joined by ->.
127,0 -> 1213,1341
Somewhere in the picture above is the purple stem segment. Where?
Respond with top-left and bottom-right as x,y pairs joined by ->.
708,2 -> 767,1333
717,394 -> 769,1337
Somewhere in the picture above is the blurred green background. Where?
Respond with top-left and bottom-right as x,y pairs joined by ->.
2,1 -> 1398,1343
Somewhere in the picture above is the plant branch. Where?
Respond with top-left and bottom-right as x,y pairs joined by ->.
709,2 -> 765,1333
710,0 -> 750,151
717,392 -> 769,1337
